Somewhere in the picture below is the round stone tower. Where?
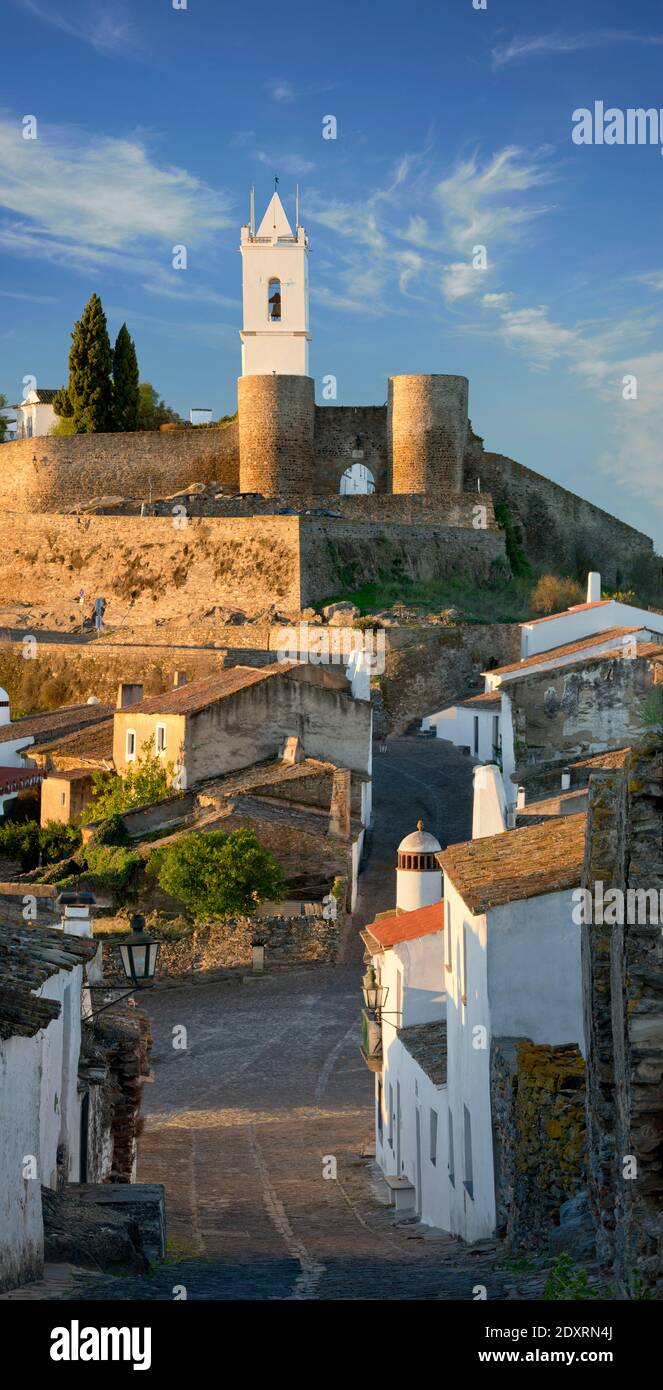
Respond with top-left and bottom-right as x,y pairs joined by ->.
396,819 -> 443,912
388,374 -> 469,494
238,374 -> 315,496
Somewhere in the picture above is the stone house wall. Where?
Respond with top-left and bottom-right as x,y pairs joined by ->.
490,1038 -> 587,1248
581,740 -> 663,1297
510,653 -> 660,782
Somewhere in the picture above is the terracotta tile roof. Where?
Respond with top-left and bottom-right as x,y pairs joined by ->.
44,766 -> 95,783
399,1020 -> 448,1085
484,627 -> 649,679
521,600 -> 612,626
439,813 -> 587,915
124,663 -> 296,717
363,900 -> 443,951
572,747 -> 631,772
31,718 -> 114,766
0,703 -> 112,746
0,922 -> 97,1042
0,766 -> 43,792
457,691 -> 501,708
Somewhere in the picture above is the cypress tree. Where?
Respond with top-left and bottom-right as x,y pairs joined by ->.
112,323 -> 140,431
67,293 -> 114,432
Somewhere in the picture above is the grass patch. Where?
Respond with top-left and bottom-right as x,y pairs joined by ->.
321,574 -> 538,624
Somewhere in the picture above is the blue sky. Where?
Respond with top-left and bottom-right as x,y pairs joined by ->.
1,0 -> 662,548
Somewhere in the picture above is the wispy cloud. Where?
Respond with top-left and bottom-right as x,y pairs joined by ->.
0,116 -> 233,297
254,150 -> 316,178
492,30 -> 663,68
268,80 -> 295,104
266,78 -> 336,103
10,0 -> 140,57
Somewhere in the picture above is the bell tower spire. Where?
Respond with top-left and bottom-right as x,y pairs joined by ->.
239,187 -> 310,376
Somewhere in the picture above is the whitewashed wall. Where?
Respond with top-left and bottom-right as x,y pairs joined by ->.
0,1033 -> 43,1290
422,705 -> 500,762
520,602 -> 663,659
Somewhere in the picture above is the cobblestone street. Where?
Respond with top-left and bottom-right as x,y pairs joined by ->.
70,739 -> 540,1301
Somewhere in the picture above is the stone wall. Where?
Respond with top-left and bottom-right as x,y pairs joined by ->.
490,1038 -> 587,1248
378,623 -> 521,734
389,375 -> 468,493
0,513 -> 304,624
313,405 -> 388,493
0,426 -> 238,513
581,739 -> 663,1297
122,915 -> 340,978
238,374 -> 315,494
510,652 -> 660,782
463,439 -> 653,582
298,518 -> 507,608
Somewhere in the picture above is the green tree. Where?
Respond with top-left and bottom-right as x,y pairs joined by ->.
154,828 -> 285,920
137,381 -> 182,431
66,293 -> 114,433
112,323 -> 140,431
0,819 -> 81,871
52,386 -> 73,418
89,740 -> 175,818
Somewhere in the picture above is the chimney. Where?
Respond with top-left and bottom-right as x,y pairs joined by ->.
517,785 -> 526,809
282,735 -> 303,765
587,572 -> 601,603
116,681 -> 144,710
328,768 -> 351,840
173,671 -> 188,689
561,767 -> 571,791
55,890 -> 96,939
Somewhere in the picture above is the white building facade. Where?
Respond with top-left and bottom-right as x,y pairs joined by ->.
13,389 -> 58,438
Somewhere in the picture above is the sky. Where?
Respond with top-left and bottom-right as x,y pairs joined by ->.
0,0 -> 662,548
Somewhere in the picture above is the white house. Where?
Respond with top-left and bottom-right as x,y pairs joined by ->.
362,900 -> 449,1227
0,918 -> 97,1291
361,812 -> 588,1244
13,389 -> 59,439
438,813 -> 587,1242
0,686 -> 43,814
240,190 -> 310,376
421,691 -> 501,761
520,572 -> 663,659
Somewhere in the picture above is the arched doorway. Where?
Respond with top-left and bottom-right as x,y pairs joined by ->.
267,278 -> 282,321
340,463 -> 376,495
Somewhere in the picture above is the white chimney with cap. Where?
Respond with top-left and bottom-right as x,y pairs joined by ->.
586,572 -> 601,603
396,820 -> 442,911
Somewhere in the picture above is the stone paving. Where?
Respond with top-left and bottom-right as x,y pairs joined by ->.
65,739 -> 540,1301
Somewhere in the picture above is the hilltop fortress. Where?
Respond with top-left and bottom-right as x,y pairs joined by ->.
0,191 -> 652,619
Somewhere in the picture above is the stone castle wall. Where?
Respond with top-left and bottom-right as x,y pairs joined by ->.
313,404 -> 388,493
389,375 -> 468,494
463,445 -> 652,581
0,427 -> 239,512
238,374 -> 314,494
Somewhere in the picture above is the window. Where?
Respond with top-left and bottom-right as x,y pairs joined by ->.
429,1109 -> 438,1166
60,791 -> 66,807
444,899 -> 452,971
267,277 -> 282,321
156,723 -> 167,754
473,715 -> 479,756
448,1106 -> 455,1186
492,714 -> 500,759
125,729 -> 136,761
388,1083 -> 394,1146
377,1080 -> 383,1137
463,1104 -> 474,1199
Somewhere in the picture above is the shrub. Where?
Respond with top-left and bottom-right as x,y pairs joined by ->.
153,828 -> 285,921
494,501 -> 531,578
0,819 -> 81,871
542,1254 -> 602,1301
89,741 -> 175,818
82,840 -> 141,892
530,574 -> 584,615
93,813 -> 130,847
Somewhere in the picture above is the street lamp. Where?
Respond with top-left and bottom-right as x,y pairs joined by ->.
362,963 -> 388,1016
118,913 -> 160,987
85,913 -> 160,1020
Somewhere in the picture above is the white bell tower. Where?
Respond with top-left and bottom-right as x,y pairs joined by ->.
239,187 -> 310,376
